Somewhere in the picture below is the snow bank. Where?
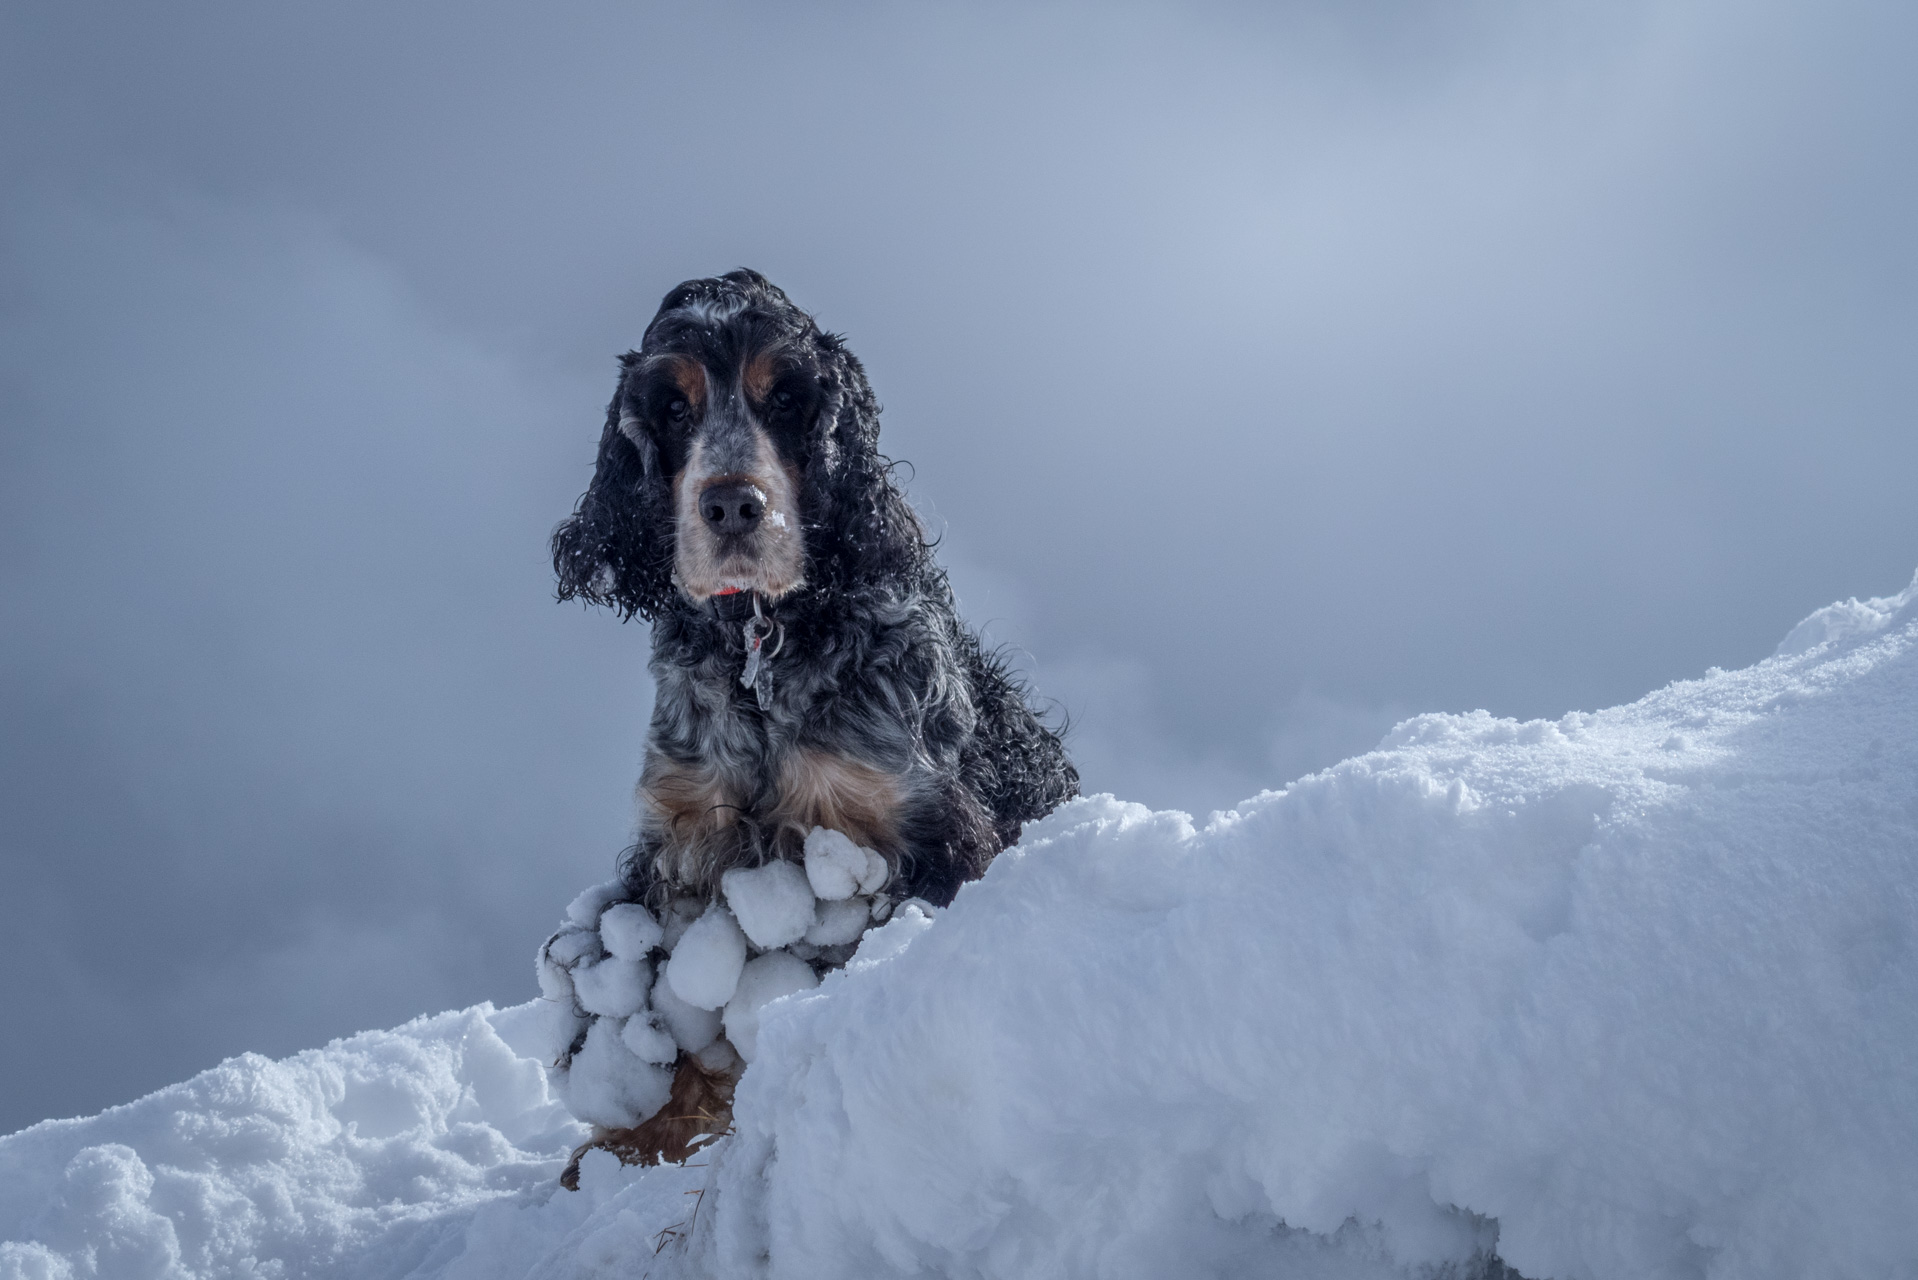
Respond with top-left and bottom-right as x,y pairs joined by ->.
0,1006 -> 736,1280
708,569 -> 1918,1280
0,1005 -> 590,1280
4,571 -> 1914,1279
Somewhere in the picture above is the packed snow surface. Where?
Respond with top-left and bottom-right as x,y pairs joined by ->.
4,571 -> 1916,1279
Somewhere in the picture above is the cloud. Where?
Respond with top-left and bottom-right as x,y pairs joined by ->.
0,190 -> 649,1129
3,0 -> 1918,1129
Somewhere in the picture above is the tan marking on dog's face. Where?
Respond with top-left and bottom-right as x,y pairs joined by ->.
742,350 -> 778,403
673,427 -> 806,602
663,355 -> 708,415
771,750 -> 904,861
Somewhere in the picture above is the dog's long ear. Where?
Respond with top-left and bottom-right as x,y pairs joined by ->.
799,334 -> 931,597
552,355 -> 676,621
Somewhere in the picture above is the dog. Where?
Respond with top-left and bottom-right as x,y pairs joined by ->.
547,272 -> 1077,1172
553,269 -> 1077,914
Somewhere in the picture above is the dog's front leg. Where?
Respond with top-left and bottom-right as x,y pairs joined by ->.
633,751 -> 757,905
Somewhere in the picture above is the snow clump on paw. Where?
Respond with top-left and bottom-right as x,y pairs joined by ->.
803,827 -> 868,899
806,895 -> 872,947
565,880 -> 627,929
597,901 -> 663,960
650,972 -> 723,1054
571,955 -> 651,1019
535,938 -> 575,1002
659,896 -> 703,952
556,1017 -> 672,1129
543,925 -> 602,970
535,923 -> 602,1002
722,950 -> 820,1063
665,904 -> 748,1010
541,841 -> 895,1132
857,847 -> 889,896
619,1011 -> 680,1066
532,994 -> 588,1064
695,1035 -> 741,1075
534,960 -> 570,1003
722,860 -> 816,949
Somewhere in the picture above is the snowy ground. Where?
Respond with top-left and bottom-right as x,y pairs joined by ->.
4,571 -> 1914,1280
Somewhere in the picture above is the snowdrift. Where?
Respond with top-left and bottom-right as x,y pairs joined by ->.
4,571 -> 1915,1280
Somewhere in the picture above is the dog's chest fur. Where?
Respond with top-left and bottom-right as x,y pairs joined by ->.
636,589 -> 965,900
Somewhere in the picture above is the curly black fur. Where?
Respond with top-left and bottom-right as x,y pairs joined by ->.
554,270 -> 1077,909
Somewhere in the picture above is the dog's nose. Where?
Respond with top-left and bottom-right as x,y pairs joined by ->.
699,482 -> 766,536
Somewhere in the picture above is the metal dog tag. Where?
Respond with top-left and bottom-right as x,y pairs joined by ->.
740,596 -> 783,710
741,621 -> 780,712
741,620 -> 768,693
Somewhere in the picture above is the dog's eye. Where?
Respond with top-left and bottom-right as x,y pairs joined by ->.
769,390 -> 793,414
666,397 -> 690,422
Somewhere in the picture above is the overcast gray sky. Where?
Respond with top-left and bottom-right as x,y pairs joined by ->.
3,0 -> 1915,1135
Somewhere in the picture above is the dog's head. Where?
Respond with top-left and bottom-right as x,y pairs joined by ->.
554,269 -> 921,621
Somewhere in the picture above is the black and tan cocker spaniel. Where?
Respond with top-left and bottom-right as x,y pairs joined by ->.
554,268 -> 1077,921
